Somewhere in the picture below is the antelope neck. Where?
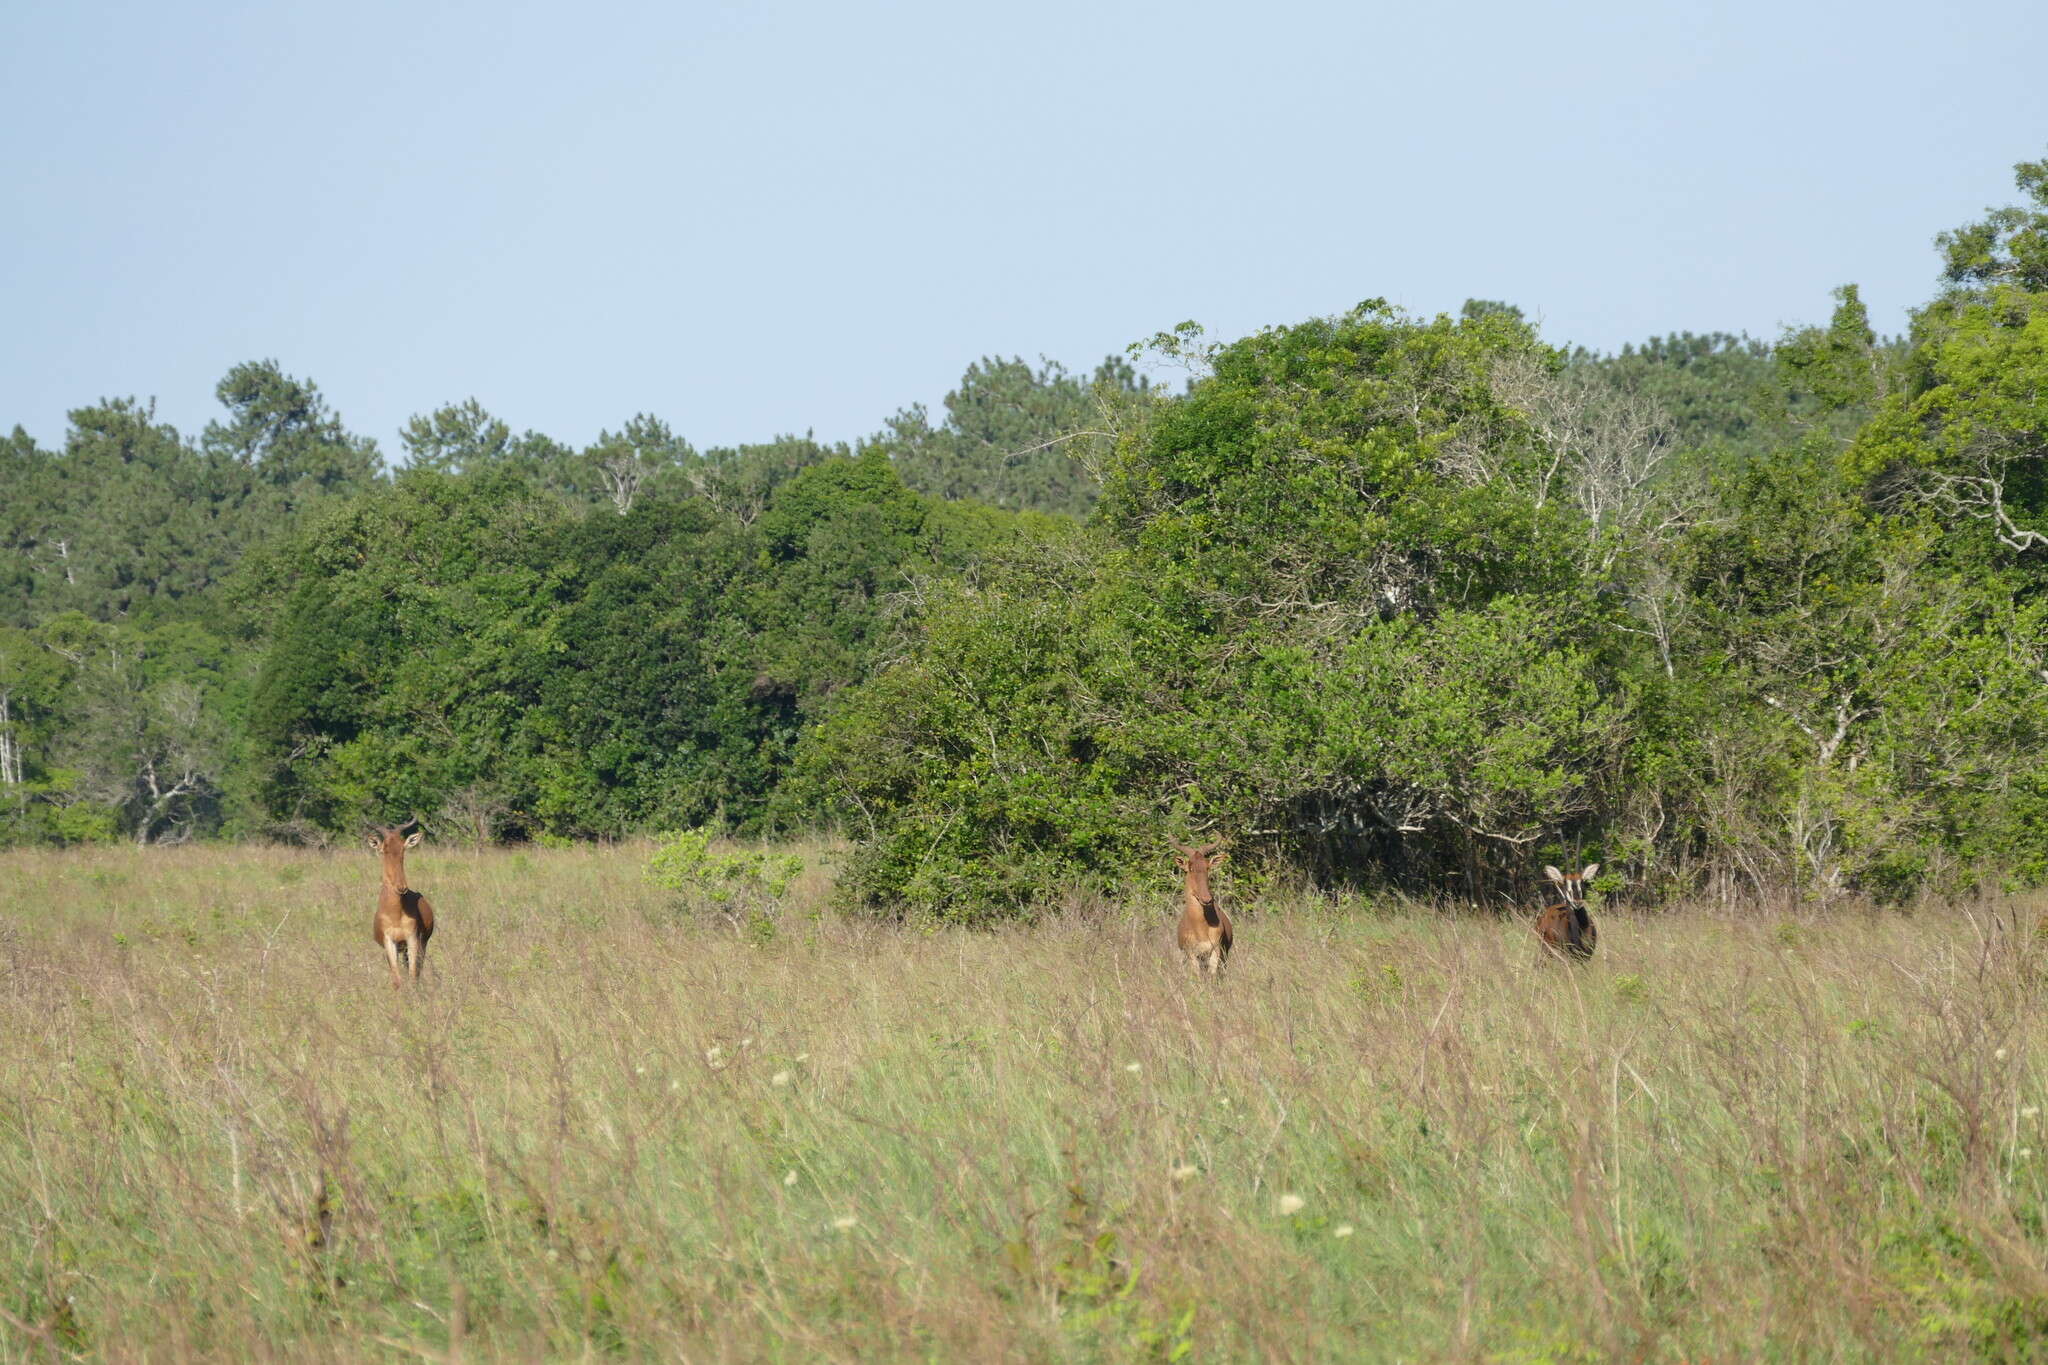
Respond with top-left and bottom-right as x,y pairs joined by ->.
381,853 -> 409,891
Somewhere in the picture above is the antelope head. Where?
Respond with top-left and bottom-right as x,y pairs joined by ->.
1543,863 -> 1599,905
1175,841 -> 1228,903
367,813 -> 425,855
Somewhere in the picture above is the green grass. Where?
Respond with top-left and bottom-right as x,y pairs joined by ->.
5,842 -> 2048,1360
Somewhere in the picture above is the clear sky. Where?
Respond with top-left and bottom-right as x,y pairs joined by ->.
3,0 -> 2044,458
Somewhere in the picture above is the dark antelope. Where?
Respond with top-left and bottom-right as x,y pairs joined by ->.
368,815 -> 435,989
1174,841 -> 1233,976
1535,863 -> 1599,960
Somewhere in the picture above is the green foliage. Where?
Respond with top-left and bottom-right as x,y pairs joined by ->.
808,191 -> 2048,917
0,614 -> 239,845
235,445 -> 1043,843
1937,152 -> 2048,293
644,827 -> 803,908
1576,331 -> 1779,457
399,398 -> 514,474
203,359 -> 381,503
244,469 -> 572,835
1879,1219 -> 2048,1360
4,400 -> 272,627
646,828 -> 802,945
881,355 -> 1156,517
1775,284 -> 1896,416
811,303 -> 1642,918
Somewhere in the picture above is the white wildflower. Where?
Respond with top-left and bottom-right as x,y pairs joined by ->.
1125,1062 -> 1142,1074
1333,1224 -> 1356,1239
771,1070 -> 792,1087
1997,1048 -> 2011,1062
832,1215 -> 857,1231
2025,1107 -> 2041,1120
1170,1164 -> 1199,1182
1276,1194 -> 1306,1216
784,1170 -> 799,1187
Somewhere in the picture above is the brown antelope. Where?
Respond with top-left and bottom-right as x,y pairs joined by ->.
1174,841 -> 1233,976
1534,863 -> 1599,961
368,815 -> 435,989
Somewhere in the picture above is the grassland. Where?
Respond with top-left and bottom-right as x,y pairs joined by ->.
4,842 -> 2048,1361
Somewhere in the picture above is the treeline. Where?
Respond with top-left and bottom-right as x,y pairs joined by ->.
6,157 -> 2047,920
0,354 -> 1135,845
800,162 -> 2046,916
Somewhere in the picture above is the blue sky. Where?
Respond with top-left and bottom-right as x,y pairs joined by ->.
3,0 -> 2044,458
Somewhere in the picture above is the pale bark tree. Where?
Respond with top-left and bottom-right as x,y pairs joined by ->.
0,690 -> 20,786
1483,353 -> 1690,571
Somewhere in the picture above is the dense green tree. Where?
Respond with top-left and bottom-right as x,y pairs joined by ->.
1936,153 -> 2048,292
399,398 -> 514,473
512,495 -> 759,836
581,413 -> 694,513
0,401 -> 273,627
1852,154 -> 2048,567
806,303 -> 1642,918
1575,332 -> 1777,457
203,360 -> 381,504
0,427 -> 54,626
0,624 -> 72,837
805,167 -> 2048,920
881,355 -> 1156,517
21,613 -> 239,844
0,628 -> 106,845
1772,285 -> 1902,423
241,449 -> 1049,842
246,469 -> 572,835
688,433 -> 845,524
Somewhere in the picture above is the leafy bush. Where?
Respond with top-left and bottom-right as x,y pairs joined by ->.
645,827 -> 803,929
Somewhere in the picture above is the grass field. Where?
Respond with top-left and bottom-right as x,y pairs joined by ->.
5,842 -> 2048,1361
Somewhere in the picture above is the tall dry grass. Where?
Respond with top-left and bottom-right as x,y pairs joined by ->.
3,841 -> 2048,1361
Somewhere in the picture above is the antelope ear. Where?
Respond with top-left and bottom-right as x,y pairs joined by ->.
1208,851 -> 1228,870
1580,863 -> 1600,880
405,831 -> 423,849
367,834 -> 383,851
1543,865 -> 1565,883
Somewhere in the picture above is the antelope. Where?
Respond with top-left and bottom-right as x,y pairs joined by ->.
1174,841 -> 1233,976
368,815 -> 435,989
1535,863 -> 1599,960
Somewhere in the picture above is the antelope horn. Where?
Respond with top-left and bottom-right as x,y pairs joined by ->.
397,813 -> 420,833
